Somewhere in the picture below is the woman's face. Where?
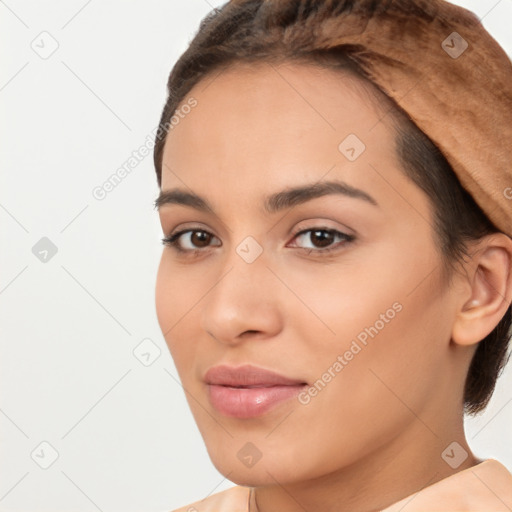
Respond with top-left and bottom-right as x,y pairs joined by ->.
155,61 -> 469,485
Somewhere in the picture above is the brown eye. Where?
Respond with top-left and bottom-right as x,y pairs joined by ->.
290,228 -> 355,254
161,229 -> 221,252
309,230 -> 335,248
190,231 -> 212,247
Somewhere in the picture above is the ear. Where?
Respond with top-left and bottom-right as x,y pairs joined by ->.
451,233 -> 512,347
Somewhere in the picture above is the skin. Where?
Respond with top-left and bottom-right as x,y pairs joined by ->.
155,61 -> 512,512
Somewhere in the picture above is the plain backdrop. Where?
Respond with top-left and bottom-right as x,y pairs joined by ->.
1,1 -> 511,511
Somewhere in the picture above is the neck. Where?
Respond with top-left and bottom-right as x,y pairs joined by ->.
249,419 -> 480,512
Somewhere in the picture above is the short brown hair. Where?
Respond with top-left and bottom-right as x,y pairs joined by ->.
153,0 -> 512,415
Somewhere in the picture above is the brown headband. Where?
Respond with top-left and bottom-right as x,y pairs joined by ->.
316,0 -> 512,238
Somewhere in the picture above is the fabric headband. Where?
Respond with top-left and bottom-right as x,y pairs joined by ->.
315,0 -> 512,238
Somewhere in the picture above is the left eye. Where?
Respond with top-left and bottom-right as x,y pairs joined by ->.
289,228 -> 354,252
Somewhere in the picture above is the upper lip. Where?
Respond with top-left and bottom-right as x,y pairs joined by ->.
204,364 -> 307,388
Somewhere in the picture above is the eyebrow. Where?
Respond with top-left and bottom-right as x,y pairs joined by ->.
153,180 -> 379,214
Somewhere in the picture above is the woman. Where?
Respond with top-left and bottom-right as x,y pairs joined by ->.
153,0 -> 512,510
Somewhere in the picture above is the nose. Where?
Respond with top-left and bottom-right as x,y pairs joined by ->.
200,247 -> 283,345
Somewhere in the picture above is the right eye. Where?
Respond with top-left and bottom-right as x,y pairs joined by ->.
161,228 -> 221,254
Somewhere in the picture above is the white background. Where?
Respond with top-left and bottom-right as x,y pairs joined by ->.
1,1 -> 511,511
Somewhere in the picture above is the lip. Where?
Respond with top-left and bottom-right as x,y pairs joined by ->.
204,364 -> 307,418
204,364 -> 307,387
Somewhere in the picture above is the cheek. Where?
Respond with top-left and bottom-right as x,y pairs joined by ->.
154,254 -> 174,333
279,238 -> 432,350
285,285 -> 449,477
293,237 -> 450,411
154,255 -> 193,363
154,253 -> 199,336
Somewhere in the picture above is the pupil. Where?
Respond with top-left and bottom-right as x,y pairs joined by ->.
312,230 -> 333,248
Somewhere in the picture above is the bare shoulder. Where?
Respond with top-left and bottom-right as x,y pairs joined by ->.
170,485 -> 251,512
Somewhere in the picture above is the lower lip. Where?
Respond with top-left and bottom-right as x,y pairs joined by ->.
207,384 -> 307,418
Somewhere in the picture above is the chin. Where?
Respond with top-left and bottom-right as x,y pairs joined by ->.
207,445 -> 308,486
215,465 -> 284,487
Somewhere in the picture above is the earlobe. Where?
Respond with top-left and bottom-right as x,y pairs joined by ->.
451,235 -> 512,347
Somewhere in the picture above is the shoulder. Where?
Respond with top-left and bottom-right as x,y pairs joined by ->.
170,485 -> 251,512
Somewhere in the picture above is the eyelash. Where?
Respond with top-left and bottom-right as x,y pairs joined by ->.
161,226 -> 355,257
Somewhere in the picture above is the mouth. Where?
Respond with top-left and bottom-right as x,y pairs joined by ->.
204,364 -> 308,418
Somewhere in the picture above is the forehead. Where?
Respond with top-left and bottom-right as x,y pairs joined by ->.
161,61 -> 398,194
168,59 -> 390,135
